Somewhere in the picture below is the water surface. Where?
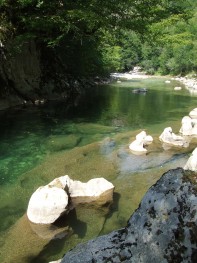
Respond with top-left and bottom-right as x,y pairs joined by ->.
0,77 -> 197,263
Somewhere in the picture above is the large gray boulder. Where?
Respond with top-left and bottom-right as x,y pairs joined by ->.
61,168 -> 197,263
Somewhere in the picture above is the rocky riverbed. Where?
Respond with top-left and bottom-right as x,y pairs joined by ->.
1,127 -> 195,263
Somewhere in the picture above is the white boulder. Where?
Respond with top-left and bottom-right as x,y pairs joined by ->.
159,127 -> 187,147
27,175 -> 114,224
48,175 -> 114,205
174,86 -> 182,91
144,135 -> 154,145
27,185 -> 69,224
48,175 -> 71,190
189,108 -> 197,119
191,119 -> 197,134
129,131 -> 153,154
69,178 -> 114,205
179,116 -> 193,136
184,148 -> 197,171
179,115 -> 197,136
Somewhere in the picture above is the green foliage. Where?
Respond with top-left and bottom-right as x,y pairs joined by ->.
119,31 -> 142,71
101,45 -> 122,73
136,2 -> 197,76
57,36 -> 105,76
0,0 -> 196,76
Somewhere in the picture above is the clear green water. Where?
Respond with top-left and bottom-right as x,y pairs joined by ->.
0,77 -> 197,263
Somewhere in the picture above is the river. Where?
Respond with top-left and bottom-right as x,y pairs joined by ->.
0,77 -> 197,262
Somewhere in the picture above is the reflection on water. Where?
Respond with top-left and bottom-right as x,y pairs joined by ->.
0,77 -> 197,263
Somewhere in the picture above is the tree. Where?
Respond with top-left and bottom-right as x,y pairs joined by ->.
137,0 -> 197,75
0,0 -> 193,76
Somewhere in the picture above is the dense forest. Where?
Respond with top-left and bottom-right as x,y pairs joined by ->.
0,0 -> 196,77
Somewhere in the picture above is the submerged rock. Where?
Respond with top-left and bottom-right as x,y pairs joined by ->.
132,88 -> 148,94
60,168 -> 197,263
46,134 -> 81,152
100,137 -> 116,155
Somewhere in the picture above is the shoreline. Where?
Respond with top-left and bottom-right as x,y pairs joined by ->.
111,71 -> 197,94
110,72 -> 150,80
172,76 -> 197,94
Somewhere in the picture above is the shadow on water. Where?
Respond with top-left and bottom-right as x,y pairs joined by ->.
0,206 -> 25,231
27,192 -> 121,263
55,208 -> 88,239
27,208 -> 87,263
97,192 -> 121,236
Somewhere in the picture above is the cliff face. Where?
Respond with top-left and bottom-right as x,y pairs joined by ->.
0,41 -> 87,110
0,41 -> 40,108
61,168 -> 197,263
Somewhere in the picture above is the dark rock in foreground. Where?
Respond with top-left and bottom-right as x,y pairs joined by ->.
61,168 -> 197,263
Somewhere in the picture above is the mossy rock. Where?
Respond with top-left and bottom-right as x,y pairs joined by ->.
67,123 -> 115,135
46,134 -> 81,152
51,123 -> 115,140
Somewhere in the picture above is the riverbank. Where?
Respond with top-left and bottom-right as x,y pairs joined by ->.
111,71 -> 197,95
110,72 -> 149,80
172,76 -> 197,94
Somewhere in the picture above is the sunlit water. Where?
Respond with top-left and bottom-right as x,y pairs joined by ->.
0,77 -> 197,263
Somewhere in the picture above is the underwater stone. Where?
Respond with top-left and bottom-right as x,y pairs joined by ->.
100,137 -> 116,155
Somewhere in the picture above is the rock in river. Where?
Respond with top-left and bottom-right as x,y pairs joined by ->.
184,147 -> 197,172
27,175 -> 114,224
27,185 -> 69,224
60,168 -> 197,263
129,131 -> 153,154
